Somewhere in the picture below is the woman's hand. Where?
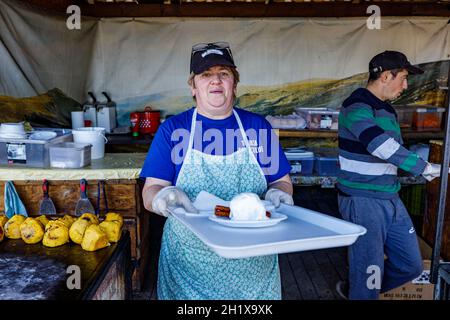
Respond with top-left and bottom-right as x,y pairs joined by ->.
152,186 -> 198,217
265,188 -> 294,208
264,174 -> 294,207
142,178 -> 198,217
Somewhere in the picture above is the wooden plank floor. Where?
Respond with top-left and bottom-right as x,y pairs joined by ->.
280,247 -> 348,300
133,246 -> 349,300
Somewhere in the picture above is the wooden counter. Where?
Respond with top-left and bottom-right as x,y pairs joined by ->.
0,153 -> 150,291
0,153 -> 146,181
0,230 -> 132,300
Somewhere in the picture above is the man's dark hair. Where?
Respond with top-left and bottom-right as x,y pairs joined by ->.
368,68 -> 403,83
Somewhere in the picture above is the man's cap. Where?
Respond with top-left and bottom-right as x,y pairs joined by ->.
190,42 -> 236,74
369,50 -> 424,75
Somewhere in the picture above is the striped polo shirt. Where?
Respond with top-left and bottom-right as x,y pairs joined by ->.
337,88 -> 427,199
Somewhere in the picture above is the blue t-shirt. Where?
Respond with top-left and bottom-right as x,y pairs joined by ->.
140,107 -> 291,185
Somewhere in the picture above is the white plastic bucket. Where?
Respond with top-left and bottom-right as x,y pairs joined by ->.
72,127 -> 108,159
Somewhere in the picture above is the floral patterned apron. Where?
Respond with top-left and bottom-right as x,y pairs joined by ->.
157,108 -> 281,300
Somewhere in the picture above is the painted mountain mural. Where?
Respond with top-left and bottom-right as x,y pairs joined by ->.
116,60 -> 448,126
1,61 -> 445,130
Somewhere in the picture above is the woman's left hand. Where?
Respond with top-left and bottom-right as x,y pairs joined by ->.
264,188 -> 294,208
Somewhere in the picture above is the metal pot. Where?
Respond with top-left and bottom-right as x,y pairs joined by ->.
139,106 -> 160,134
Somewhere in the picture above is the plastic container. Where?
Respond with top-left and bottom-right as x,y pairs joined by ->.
285,150 -> 314,175
395,105 -> 415,128
290,161 -> 302,174
49,142 -> 92,168
265,114 -> 307,130
412,107 -> 445,130
72,127 -> 107,159
0,129 -> 72,168
295,107 -> 339,130
314,149 -> 339,176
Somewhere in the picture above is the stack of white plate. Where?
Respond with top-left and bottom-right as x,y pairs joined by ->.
29,131 -> 57,140
0,122 -> 27,139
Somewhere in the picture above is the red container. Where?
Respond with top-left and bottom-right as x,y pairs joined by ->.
139,106 -> 160,134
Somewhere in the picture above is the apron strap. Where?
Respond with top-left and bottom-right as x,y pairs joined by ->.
189,108 -> 265,177
187,108 -> 198,153
233,109 -> 252,150
180,107 -> 267,191
189,108 -> 249,151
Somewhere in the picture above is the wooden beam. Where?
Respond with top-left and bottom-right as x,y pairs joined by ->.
74,3 -> 450,17
18,1 -> 450,17
18,0 -> 76,13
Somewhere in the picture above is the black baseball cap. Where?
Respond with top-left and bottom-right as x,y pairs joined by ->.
369,50 -> 424,75
190,42 -> 236,75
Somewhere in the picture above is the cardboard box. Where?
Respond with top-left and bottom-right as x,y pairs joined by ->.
379,237 -> 435,300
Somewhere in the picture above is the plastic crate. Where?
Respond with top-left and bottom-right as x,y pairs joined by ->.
286,150 -> 314,175
49,142 -> 92,168
0,129 -> 72,168
394,105 -> 415,128
295,107 -> 339,130
314,149 -> 339,176
412,107 -> 445,130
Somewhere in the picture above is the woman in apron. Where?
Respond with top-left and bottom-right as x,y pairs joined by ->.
141,42 -> 294,299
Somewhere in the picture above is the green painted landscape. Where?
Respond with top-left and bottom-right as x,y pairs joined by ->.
123,60 -> 448,125
0,60 -> 447,131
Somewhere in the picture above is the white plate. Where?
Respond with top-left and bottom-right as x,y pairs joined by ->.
208,212 -> 287,228
261,200 -> 276,212
29,131 -> 57,140
172,204 -> 277,219
0,133 -> 27,139
192,191 -> 276,212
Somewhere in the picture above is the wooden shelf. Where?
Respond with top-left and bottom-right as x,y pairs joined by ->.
275,129 -> 337,138
401,129 -> 444,140
289,174 -> 426,187
276,129 -> 444,140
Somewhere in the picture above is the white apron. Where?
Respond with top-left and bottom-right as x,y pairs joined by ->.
157,108 -> 281,300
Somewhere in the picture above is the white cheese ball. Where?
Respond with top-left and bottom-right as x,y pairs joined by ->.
229,193 -> 267,221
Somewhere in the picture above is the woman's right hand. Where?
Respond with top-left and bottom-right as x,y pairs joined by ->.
152,186 -> 198,217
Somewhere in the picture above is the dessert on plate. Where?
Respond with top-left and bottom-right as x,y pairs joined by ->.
214,193 -> 271,220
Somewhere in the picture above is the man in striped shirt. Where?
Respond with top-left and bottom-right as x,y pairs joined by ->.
336,51 -> 442,300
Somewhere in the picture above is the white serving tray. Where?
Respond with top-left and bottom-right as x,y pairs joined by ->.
168,203 -> 366,259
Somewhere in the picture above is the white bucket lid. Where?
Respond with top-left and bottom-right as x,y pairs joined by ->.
29,131 -> 57,140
